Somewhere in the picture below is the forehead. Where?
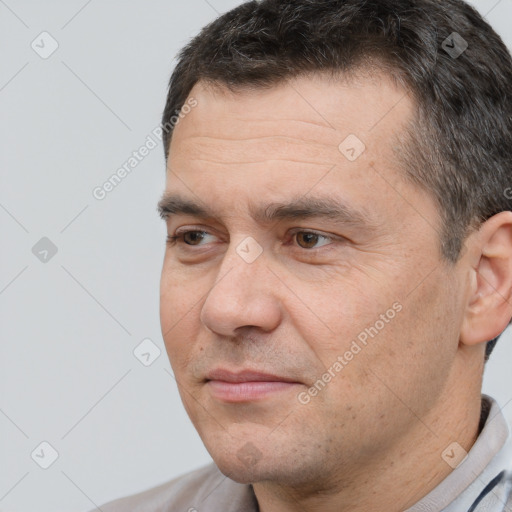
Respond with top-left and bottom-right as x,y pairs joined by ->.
170,72 -> 414,157
165,73 -> 432,232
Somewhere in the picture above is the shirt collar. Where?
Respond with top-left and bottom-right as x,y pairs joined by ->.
405,394 -> 512,512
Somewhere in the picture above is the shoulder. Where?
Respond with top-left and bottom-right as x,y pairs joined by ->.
94,463 -> 258,512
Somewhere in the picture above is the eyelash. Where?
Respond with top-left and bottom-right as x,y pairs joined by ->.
166,229 -> 335,249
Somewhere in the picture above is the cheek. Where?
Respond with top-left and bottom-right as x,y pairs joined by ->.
287,259 -> 444,392
288,273 -> 398,356
346,270 -> 459,405
159,262 -> 204,367
160,256 -> 208,325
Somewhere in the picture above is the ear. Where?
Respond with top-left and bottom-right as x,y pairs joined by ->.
460,211 -> 512,347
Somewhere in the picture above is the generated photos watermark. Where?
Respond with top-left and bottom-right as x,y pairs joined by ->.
297,301 -> 403,404
92,97 -> 198,201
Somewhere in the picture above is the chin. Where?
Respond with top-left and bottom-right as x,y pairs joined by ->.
203,440 -> 265,482
191,411 -> 328,486
204,436 -> 318,487
199,433 -> 280,484
215,460 -> 266,484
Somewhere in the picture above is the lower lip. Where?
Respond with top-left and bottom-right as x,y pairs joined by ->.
206,380 -> 299,402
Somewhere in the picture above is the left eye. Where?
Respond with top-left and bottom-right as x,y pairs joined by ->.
294,231 -> 332,249
167,230 -> 218,246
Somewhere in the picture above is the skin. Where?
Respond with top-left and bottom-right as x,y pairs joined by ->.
159,72 -> 512,512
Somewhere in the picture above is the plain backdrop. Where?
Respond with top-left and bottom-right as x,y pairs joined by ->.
1,1 -> 512,511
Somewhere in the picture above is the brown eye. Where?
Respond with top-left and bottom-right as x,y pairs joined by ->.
296,232 -> 320,249
183,231 -> 207,245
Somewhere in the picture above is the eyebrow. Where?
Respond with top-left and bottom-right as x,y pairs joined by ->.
157,193 -> 378,230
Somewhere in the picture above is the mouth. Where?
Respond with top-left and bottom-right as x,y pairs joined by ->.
204,369 -> 302,403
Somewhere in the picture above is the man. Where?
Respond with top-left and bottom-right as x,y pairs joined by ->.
97,0 -> 512,510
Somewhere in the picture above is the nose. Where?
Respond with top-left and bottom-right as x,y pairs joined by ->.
199,241 -> 282,337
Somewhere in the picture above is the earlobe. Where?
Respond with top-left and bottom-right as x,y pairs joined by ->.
460,211 -> 512,347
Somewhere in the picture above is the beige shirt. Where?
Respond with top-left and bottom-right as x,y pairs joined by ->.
94,395 -> 512,512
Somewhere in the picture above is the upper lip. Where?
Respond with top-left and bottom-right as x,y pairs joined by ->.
205,368 -> 299,383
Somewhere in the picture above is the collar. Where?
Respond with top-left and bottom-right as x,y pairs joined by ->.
405,394 -> 512,512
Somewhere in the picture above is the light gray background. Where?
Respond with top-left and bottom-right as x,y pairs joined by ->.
1,1 -> 512,511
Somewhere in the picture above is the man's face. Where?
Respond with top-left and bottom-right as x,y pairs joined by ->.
159,74 -> 466,487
